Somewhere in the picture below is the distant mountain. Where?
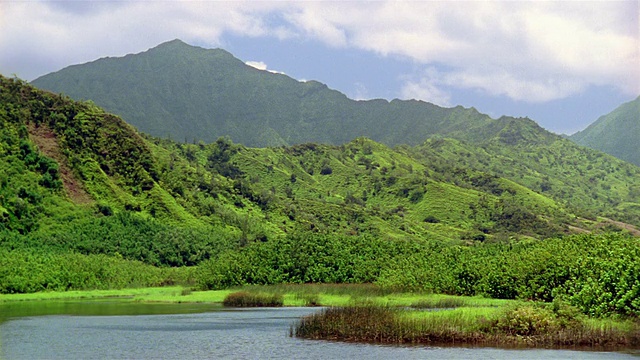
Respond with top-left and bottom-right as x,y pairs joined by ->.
33,39 -> 503,147
570,96 -> 640,166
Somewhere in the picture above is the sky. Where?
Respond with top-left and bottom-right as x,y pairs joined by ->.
1,1 -> 638,135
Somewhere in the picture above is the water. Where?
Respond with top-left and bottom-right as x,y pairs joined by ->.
0,301 -> 637,359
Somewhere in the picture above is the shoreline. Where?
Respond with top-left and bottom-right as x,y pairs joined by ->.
2,284 -> 639,351
293,304 -> 640,351
0,284 -> 511,307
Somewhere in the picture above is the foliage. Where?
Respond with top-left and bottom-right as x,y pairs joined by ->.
0,248 -> 188,293
376,233 -> 640,318
196,232 -> 404,290
1,213 -> 237,267
222,291 -> 283,307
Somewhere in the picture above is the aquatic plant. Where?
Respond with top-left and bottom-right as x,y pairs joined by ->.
222,291 -> 283,307
293,303 -> 640,349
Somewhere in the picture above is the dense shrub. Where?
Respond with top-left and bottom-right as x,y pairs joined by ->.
0,248 -> 193,293
195,232 -> 639,317
377,233 -> 640,317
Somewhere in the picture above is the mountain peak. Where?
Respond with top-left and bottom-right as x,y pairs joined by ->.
156,38 -> 189,47
145,39 -> 235,59
31,40 -> 546,148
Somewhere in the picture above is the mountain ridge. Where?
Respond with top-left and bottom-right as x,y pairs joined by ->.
8,74 -> 640,245
570,96 -> 640,166
33,39 -> 505,148
28,40 -> 640,228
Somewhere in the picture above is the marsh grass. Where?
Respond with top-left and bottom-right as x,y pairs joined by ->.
0,284 -> 512,308
222,291 -> 283,307
295,293 -> 321,307
239,283 -> 393,297
180,287 -> 193,296
294,303 -> 640,349
0,287 -> 184,302
410,297 -> 466,309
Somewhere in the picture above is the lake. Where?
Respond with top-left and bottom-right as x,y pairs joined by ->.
0,300 -> 637,359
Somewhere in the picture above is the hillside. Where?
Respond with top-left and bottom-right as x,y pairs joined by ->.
9,74 -> 633,248
570,96 -> 640,166
1,75 -> 584,247
32,39 -> 499,147
411,124 -> 640,228
30,41 -> 640,227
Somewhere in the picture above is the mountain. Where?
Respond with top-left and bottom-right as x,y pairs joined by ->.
569,96 -> 640,166
1,74 -> 581,245
4,73 -> 640,247
28,40 -> 640,229
32,39 -> 500,147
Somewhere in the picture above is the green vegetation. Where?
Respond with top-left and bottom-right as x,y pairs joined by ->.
0,284 -> 508,310
570,96 -> 640,166
293,302 -> 640,348
197,232 -> 640,318
1,70 -> 639,350
0,248 -> 193,294
29,40 -> 640,229
222,291 -> 283,307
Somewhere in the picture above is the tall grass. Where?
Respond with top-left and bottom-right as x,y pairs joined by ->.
239,283 -> 393,297
410,297 -> 466,309
222,291 -> 283,307
293,303 -> 640,349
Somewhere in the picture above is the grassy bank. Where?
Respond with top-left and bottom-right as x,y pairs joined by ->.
3,284 -> 638,350
0,286 -> 228,304
0,283 -> 510,308
293,303 -> 640,349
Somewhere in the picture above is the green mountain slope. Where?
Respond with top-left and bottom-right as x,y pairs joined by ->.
32,39 -> 498,147
2,74 -> 602,251
411,121 -> 640,227
569,96 -> 640,166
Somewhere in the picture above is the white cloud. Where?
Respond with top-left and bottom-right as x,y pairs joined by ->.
352,82 -> 369,101
245,60 -> 285,75
278,1 -> 639,103
400,68 -> 452,107
246,61 -> 268,71
1,1 -> 637,101
401,80 -> 452,107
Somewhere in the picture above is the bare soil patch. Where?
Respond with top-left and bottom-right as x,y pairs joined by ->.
27,122 -> 93,204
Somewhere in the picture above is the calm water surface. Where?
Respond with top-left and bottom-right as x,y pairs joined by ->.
0,300 -> 637,359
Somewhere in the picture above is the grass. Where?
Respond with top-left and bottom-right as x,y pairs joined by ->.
222,291 -> 284,307
0,283 -> 511,308
0,287 -> 231,304
410,297 -> 466,309
293,302 -> 640,349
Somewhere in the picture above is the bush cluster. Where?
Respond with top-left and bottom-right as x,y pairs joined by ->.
197,232 -> 639,318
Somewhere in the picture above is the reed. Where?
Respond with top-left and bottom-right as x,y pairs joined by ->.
295,293 -> 321,307
410,297 -> 466,309
222,291 -> 283,307
293,303 -> 640,349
